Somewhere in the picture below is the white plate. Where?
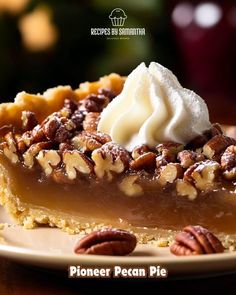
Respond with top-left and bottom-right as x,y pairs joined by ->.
1,206 -> 236,276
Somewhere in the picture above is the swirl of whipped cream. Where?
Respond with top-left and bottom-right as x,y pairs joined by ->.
98,62 -> 211,151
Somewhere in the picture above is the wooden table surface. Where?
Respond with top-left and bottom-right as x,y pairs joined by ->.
0,258 -> 236,294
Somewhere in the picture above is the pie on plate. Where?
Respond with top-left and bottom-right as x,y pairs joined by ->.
0,63 -> 235,249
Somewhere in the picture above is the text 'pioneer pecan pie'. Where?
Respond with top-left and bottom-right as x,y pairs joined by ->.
0,62 -> 235,248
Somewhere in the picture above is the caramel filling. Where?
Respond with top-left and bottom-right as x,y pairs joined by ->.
1,154 -> 236,234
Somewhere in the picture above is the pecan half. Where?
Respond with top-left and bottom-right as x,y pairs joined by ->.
203,135 -> 236,161
170,225 -> 224,256
72,131 -> 111,152
130,152 -> 156,170
63,150 -> 93,180
221,145 -> 236,180
74,228 -> 137,256
83,112 -> 100,132
184,160 -> 220,190
119,175 -> 143,197
91,142 -> 131,181
177,150 -> 205,168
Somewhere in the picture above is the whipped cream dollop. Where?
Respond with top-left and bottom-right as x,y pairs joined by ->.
98,62 -> 211,151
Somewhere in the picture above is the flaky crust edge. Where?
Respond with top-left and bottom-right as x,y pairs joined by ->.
0,73 -> 125,128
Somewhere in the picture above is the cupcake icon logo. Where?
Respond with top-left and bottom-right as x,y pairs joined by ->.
109,8 -> 127,27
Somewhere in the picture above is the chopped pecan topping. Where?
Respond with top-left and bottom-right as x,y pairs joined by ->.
176,179 -> 197,200
51,168 -> 75,184
70,110 -> 85,129
119,175 -> 143,197
74,228 -> 137,256
63,98 -> 78,113
36,150 -> 61,176
184,160 -> 220,190
42,116 -> 76,143
91,142 -> 131,181
158,163 -> 183,186
2,132 -> 19,164
83,112 -> 100,132
21,111 -> 38,131
63,150 -> 93,180
131,144 -> 150,160
211,123 -> 223,137
81,94 -> 109,113
72,131 -> 111,152
203,135 -> 236,161
221,145 -> 236,180
98,88 -> 116,100
130,152 -> 156,170
23,142 -> 52,168
22,125 -> 45,146
59,142 -> 73,152
170,225 -> 224,256
15,134 -> 27,153
156,142 -> 183,168
177,150 -> 205,168
187,133 -> 209,149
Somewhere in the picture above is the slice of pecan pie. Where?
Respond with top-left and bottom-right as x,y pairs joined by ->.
0,67 -> 236,248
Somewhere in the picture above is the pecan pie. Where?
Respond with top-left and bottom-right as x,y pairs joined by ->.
0,68 -> 236,248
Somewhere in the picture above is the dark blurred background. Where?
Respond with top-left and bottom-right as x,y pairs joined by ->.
0,0 -> 235,124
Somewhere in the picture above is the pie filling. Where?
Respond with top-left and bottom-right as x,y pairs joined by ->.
0,70 -> 235,240
0,152 -> 236,234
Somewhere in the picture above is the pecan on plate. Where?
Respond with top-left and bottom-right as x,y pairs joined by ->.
221,145 -> 236,180
170,225 -> 224,256
91,142 -> 131,181
74,228 -> 137,255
